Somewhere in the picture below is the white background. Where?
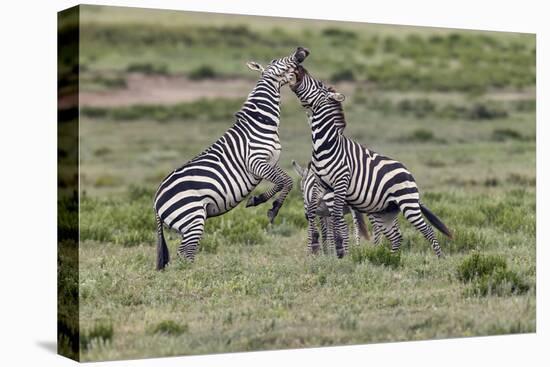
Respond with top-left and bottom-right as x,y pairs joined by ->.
0,0 -> 547,365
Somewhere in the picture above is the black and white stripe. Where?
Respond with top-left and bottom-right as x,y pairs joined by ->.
289,65 -> 452,258
292,160 -> 369,255
153,47 -> 309,269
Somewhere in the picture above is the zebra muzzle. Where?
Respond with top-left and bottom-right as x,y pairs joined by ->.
294,47 -> 310,63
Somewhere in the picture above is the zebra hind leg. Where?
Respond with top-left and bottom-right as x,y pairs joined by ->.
367,214 -> 382,246
267,173 -> 293,224
370,210 -> 401,252
177,210 -> 206,262
384,222 -> 402,253
320,216 -> 330,255
400,201 -> 443,257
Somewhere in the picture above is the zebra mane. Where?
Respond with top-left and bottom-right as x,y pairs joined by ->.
326,85 -> 347,131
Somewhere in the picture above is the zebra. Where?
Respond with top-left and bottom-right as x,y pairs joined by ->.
291,159 -> 369,255
289,64 -> 452,258
153,47 -> 310,270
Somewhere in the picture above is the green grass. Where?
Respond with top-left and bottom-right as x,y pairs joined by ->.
457,253 -> 530,297
73,5 -> 534,94
80,323 -> 114,351
149,320 -> 189,336
77,99 -> 535,362
77,95 -> 535,361
72,4 -> 536,361
81,98 -> 243,122
350,244 -> 402,268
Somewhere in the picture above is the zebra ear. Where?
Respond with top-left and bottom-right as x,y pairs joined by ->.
328,92 -> 346,102
291,160 -> 305,177
247,61 -> 264,72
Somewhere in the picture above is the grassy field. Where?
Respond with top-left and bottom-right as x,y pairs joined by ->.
61,4 -> 536,362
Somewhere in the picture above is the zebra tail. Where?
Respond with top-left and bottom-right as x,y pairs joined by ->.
420,203 -> 452,238
156,213 -> 170,271
354,210 -> 370,240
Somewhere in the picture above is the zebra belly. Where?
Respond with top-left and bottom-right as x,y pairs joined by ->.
155,160 -> 261,230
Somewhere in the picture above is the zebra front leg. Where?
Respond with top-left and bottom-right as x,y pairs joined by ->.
306,189 -> 321,254
350,209 -> 360,248
331,174 -> 350,258
320,216 -> 333,255
246,161 -> 293,223
177,209 -> 206,262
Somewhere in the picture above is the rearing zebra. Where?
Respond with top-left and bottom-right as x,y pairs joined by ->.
154,47 -> 310,270
289,65 -> 452,258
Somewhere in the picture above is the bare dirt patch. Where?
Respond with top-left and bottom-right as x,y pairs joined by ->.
79,73 -> 256,107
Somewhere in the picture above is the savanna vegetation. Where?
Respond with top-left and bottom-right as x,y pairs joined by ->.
58,4 -> 536,361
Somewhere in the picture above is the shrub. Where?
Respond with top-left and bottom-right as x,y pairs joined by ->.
150,320 -> 188,336
450,228 -> 487,252
94,75 -> 127,89
80,322 -> 113,350
456,252 -> 507,282
188,65 -> 218,80
126,62 -> 169,75
468,103 -> 508,120
80,196 -> 156,245
400,128 -> 438,143
507,173 -> 536,187
468,268 -> 530,296
322,28 -> 357,39
457,252 -> 530,297
512,99 -> 536,112
491,128 -> 524,142
350,245 -> 401,268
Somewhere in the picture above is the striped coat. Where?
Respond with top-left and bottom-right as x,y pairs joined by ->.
292,160 -> 369,255
154,47 -> 310,269
289,65 -> 452,258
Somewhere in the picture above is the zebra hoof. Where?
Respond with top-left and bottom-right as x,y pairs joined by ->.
267,209 -> 277,224
246,196 -> 258,207
310,243 -> 320,254
267,201 -> 282,224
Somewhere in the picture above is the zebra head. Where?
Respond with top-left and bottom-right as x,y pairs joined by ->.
247,47 -> 310,86
289,65 -> 346,111
292,159 -> 313,218
292,159 -> 309,192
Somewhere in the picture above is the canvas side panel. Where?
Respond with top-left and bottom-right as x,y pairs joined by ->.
57,5 -> 80,362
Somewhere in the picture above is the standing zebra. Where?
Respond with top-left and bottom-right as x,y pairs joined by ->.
289,65 -> 452,258
154,47 -> 310,270
291,160 -> 369,255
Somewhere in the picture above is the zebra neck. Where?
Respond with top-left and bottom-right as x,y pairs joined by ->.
311,117 -> 344,144
236,78 -> 282,128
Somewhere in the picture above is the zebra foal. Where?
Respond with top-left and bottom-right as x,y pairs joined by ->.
292,160 -> 369,255
153,47 -> 310,270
